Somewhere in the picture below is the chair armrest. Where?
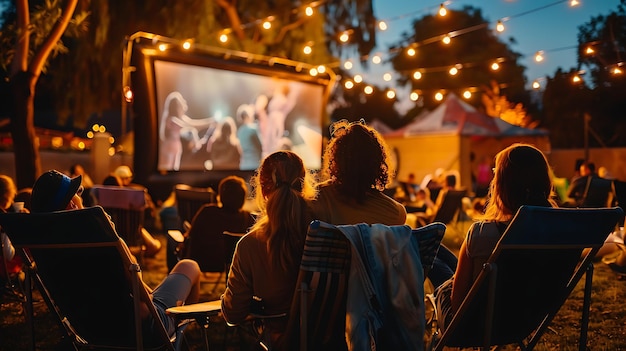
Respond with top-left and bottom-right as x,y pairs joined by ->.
167,230 -> 185,244
166,300 -> 222,319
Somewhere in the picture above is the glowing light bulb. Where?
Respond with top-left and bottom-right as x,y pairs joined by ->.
305,6 -> 313,16
535,51 -> 544,63
449,67 -> 458,75
303,45 -> 312,55
442,35 -> 451,45
372,54 -> 382,64
463,90 -> 472,99
532,81 -> 541,89
585,47 -> 595,55
613,67 -> 623,75
344,60 -> 353,70
570,0 -> 580,7
339,32 -> 350,43
92,124 -> 99,132
378,21 -> 388,31
435,92 -> 444,101
317,65 -> 326,74
354,74 -> 363,83
219,34 -> 228,43
413,71 -> 422,80
158,43 -> 167,51
364,86 -> 374,95
407,48 -> 416,57
410,92 -> 420,101
572,75 -> 582,83
383,73 -> 392,81
491,62 -> 500,71
386,90 -> 396,99
439,4 -> 447,16
309,68 -> 318,76
344,81 -> 354,89
262,21 -> 271,30
496,20 -> 505,33
182,41 -> 191,50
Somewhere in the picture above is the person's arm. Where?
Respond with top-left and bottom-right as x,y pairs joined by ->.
221,236 -> 254,325
1,232 -> 15,261
450,236 -> 473,312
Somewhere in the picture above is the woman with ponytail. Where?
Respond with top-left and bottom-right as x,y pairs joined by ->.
221,150 -> 316,343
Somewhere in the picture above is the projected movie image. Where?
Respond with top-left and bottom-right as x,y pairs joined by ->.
154,60 -> 325,172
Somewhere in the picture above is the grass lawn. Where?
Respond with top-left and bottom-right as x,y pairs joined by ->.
2,228 -> 626,351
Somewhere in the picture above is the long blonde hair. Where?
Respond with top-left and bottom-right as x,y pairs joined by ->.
483,143 -> 556,222
250,151 -> 317,272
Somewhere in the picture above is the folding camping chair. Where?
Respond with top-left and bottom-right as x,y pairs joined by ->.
0,206 -> 221,351
174,184 -> 216,228
91,185 -> 148,256
272,220 -> 445,351
432,189 -> 467,228
430,205 -> 624,351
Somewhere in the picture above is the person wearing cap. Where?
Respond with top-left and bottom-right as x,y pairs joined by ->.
30,169 -> 202,337
114,165 -> 134,187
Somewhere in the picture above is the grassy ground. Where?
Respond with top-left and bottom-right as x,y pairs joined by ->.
2,224 -> 626,350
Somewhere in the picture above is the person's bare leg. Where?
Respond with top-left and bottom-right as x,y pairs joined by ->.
171,259 -> 201,303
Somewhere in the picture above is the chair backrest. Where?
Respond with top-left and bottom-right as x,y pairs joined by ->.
582,177 -> 615,208
0,207 -> 173,350
91,186 -> 147,247
174,184 -> 216,226
283,221 -> 443,351
284,220 -> 352,351
438,206 -> 624,349
433,189 -> 466,224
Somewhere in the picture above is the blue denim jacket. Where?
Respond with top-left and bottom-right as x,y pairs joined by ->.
339,223 -> 425,351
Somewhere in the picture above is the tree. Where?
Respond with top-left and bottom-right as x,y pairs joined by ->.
389,5 -> 529,118
541,0 -> 626,148
0,0 -> 86,189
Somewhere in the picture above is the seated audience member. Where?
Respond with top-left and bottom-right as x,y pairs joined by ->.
100,167 -> 161,256
221,151 -> 316,348
435,143 -> 557,329
183,176 -> 256,272
0,175 -> 26,286
69,163 -> 95,207
310,119 -> 406,225
310,119 -> 455,287
29,170 -> 201,337
565,161 -> 616,208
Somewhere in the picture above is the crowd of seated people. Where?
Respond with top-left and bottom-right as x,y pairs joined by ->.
6,122 -> 626,349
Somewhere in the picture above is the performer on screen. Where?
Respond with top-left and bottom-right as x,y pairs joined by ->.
159,91 -> 214,171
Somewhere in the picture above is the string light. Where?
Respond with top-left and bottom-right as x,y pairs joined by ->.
219,33 -> 228,43
491,62 -> 500,71
407,47 -> 416,57
182,41 -> 192,50
410,92 -> 420,101
344,80 -> 354,89
386,90 -> 396,99
354,74 -> 363,83
383,72 -> 392,81
262,21 -> 272,30
435,92 -> 444,101
439,3 -> 447,17
158,43 -> 167,51
309,67 -> 318,76
371,54 -> 382,64
412,71 -> 422,80
572,74 -> 582,83
339,31 -> 351,43
585,47 -> 595,55
364,85 -> 374,94
303,44 -> 313,55
343,60 -> 353,70
570,0 -> 580,7
462,90 -> 472,99
378,21 -> 388,31
449,67 -> 458,75
534,51 -> 544,62
532,80 -> 541,89
496,20 -> 505,33
442,35 -> 451,45
612,67 -> 623,75
305,6 -> 314,16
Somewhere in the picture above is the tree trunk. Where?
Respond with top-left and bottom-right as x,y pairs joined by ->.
10,70 -> 41,189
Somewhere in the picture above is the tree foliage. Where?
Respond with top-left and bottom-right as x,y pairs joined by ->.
18,0 -> 377,130
542,0 -> 626,148
389,5 -> 529,117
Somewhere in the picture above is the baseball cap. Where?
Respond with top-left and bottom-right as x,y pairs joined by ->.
31,170 -> 82,213
114,165 -> 133,179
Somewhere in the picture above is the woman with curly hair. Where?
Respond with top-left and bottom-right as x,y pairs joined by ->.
221,150 -> 317,346
310,119 -> 406,225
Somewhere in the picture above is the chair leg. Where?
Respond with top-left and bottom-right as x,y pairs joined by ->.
578,263 -> 593,351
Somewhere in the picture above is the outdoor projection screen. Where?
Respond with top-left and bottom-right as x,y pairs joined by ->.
153,60 -> 325,172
